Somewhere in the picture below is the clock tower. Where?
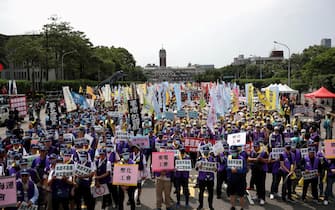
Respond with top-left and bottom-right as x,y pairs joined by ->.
159,48 -> 166,68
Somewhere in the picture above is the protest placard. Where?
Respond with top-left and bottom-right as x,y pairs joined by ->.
107,111 -> 123,119
301,169 -> 318,180
271,148 -> 285,159
175,160 -> 192,171
177,109 -> 186,118
112,164 -> 138,186
0,176 -> 17,207
23,155 -> 39,167
75,163 -> 92,176
84,134 -> 94,145
130,135 -> 150,149
91,184 -> 110,198
325,139 -> 335,159
184,138 -> 201,152
18,202 -> 38,210
152,152 -> 175,172
227,132 -> 246,146
115,131 -> 129,143
300,148 -> 308,158
54,164 -> 75,177
188,111 -> 198,119
227,159 -> 243,169
165,149 -> 179,157
164,112 -> 175,120
128,99 -> 142,132
197,161 -> 217,172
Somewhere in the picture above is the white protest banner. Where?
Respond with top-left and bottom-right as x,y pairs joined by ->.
23,155 -> 39,167
115,131 -> 129,143
227,159 -> 243,169
62,86 -> 77,112
128,99 -> 142,132
166,149 -> 179,157
18,202 -> 38,210
300,148 -> 308,158
107,111 -> 123,119
197,161 -> 217,172
91,184 -> 110,198
104,84 -> 111,102
130,135 -> 150,149
301,169 -> 318,180
227,132 -> 246,146
64,133 -> 75,141
271,148 -> 285,159
175,160 -> 192,171
54,164 -> 75,177
75,163 -> 92,176
213,142 -> 224,156
84,134 -> 94,146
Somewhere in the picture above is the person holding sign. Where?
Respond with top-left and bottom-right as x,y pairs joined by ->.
248,141 -> 268,206
17,169 -> 39,208
226,145 -> 247,210
268,142 -> 282,200
130,144 -> 147,206
216,143 -> 228,199
94,149 -> 112,210
174,147 -> 190,208
74,150 -> 95,210
300,146 -> 321,202
48,156 -> 75,210
324,158 -> 335,206
195,146 -> 216,210
117,151 -> 136,210
106,142 -> 120,209
279,142 -> 296,202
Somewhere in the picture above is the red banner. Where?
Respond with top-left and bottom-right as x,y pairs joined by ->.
184,137 -> 216,152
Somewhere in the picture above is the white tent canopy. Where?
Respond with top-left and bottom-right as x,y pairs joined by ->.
261,83 -> 299,94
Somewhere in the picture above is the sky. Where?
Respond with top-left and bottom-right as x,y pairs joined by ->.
1,0 -> 334,68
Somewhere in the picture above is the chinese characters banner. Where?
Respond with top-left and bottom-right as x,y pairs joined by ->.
112,164 -> 139,186
152,152 -> 175,172
0,176 -> 17,207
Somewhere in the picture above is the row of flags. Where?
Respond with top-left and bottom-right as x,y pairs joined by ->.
62,82 -> 281,121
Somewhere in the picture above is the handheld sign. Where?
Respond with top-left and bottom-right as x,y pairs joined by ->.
91,184 -> 109,198
325,139 -> 335,159
165,149 -> 179,157
227,132 -> 246,146
301,169 -> 318,180
152,152 -> 175,172
177,110 -> 186,118
23,154 -> 39,167
300,148 -> 308,158
115,131 -> 129,143
75,164 -> 92,176
188,111 -> 198,119
54,164 -> 75,177
112,164 -> 138,186
164,112 -> 175,120
227,159 -> 243,169
197,161 -> 217,172
175,160 -> 192,171
0,176 -> 17,207
271,148 -> 285,159
18,202 -> 38,210
130,135 -> 150,149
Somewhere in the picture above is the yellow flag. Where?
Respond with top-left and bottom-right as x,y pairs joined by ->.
247,84 -> 254,112
166,90 -> 170,106
86,86 -> 97,100
79,86 -> 83,94
257,89 -> 270,107
231,91 -> 239,113
265,89 -> 276,110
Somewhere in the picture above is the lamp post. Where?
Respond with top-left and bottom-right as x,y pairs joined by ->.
61,50 -> 76,80
274,41 -> 291,87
